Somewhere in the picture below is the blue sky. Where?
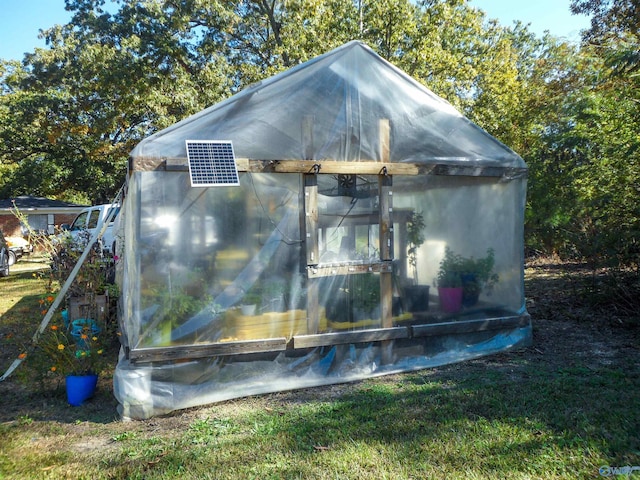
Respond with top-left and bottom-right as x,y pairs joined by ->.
0,0 -> 73,61
0,0 -> 591,62
472,0 -> 590,40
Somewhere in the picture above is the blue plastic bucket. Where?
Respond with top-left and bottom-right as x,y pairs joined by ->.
66,374 -> 98,406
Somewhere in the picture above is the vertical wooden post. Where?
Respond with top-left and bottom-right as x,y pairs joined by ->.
304,174 -> 319,333
379,174 -> 393,330
301,116 -> 320,333
397,215 -> 408,285
379,118 -> 393,363
379,175 -> 393,262
304,175 -> 319,266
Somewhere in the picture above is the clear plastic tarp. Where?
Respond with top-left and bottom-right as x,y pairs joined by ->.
130,41 -> 526,167
115,41 -> 530,419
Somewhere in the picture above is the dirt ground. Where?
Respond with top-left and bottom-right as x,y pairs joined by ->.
523,258 -> 639,369
1,257 -> 638,429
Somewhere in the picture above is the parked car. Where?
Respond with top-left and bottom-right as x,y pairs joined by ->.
7,235 -> 33,254
61,204 -> 120,257
6,236 -> 32,265
0,230 -> 10,277
7,246 -> 22,266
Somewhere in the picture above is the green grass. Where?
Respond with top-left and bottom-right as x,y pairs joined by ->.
2,364 -> 638,479
0,260 -> 639,479
0,255 -> 55,373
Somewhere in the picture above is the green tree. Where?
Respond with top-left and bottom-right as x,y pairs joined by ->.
571,0 -> 640,43
0,0 -> 235,201
5,0 -> 635,273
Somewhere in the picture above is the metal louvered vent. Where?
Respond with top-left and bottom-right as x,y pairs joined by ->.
186,140 -> 240,187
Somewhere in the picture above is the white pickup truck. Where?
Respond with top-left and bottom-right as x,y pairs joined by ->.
63,204 -> 120,257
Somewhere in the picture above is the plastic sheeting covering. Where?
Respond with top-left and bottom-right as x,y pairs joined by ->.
115,325 -> 531,419
115,41 -> 530,419
130,41 -> 526,167
114,171 -> 531,418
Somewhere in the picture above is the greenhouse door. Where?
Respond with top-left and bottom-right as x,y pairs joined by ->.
301,171 -> 394,336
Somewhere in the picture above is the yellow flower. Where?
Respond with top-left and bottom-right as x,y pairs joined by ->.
58,344 -> 65,350
97,349 -> 103,355
92,336 -> 98,342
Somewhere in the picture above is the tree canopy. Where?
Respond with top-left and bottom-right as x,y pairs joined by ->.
0,0 -> 638,267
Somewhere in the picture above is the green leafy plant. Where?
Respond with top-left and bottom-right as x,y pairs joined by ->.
349,273 -> 380,314
459,248 -> 499,294
139,285 -> 213,345
437,247 -> 464,288
437,247 -> 499,299
407,211 -> 426,285
242,292 -> 262,307
12,205 -> 116,300
51,230 -> 115,297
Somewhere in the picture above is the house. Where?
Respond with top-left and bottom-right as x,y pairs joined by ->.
0,196 -> 88,238
113,41 -> 531,419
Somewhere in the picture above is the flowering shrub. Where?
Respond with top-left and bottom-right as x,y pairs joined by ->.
29,295 -> 114,377
10,206 -> 120,381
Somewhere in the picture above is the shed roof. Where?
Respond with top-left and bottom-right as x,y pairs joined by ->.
0,196 -> 87,212
131,41 -> 525,169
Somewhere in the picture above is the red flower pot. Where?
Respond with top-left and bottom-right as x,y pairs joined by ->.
438,287 -> 463,313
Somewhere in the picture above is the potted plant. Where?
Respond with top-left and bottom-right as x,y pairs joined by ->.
30,295 -> 113,406
436,247 -> 464,313
459,248 -> 499,307
147,286 -> 211,344
13,209 -> 118,405
405,211 -> 429,312
240,292 -> 262,316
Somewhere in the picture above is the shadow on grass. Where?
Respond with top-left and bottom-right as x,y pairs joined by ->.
0,272 -> 120,425
1,261 -> 639,458
175,361 -> 639,477
0,376 -> 120,425
94,359 -> 639,479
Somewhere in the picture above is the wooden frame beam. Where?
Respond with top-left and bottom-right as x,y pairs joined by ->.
291,327 -> 409,349
409,315 -> 530,338
307,262 -> 392,278
133,157 -> 527,178
129,337 -> 288,363
127,314 -> 530,364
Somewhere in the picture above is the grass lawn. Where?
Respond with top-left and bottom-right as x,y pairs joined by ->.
0,256 -> 639,479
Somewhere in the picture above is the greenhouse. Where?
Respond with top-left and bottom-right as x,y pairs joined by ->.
114,41 -> 531,419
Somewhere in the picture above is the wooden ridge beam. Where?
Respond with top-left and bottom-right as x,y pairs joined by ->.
132,156 -> 527,178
